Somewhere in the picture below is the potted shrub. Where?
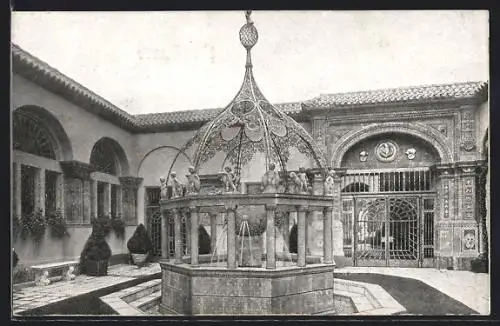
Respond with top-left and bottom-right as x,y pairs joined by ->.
127,224 -> 153,267
111,214 -> 126,240
79,215 -> 112,276
471,253 -> 488,273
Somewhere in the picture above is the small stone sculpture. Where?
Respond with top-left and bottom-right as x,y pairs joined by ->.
261,163 -> 280,193
297,167 -> 310,194
160,176 -> 168,199
64,266 -> 76,281
37,271 -> 51,286
324,168 -> 335,196
287,172 -> 301,194
186,166 -> 201,195
405,148 -> 416,160
221,166 -> 238,193
170,172 -> 184,198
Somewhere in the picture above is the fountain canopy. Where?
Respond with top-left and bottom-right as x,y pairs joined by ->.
175,11 -> 327,181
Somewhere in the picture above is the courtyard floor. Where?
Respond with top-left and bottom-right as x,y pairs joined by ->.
12,263 -> 489,316
335,267 -> 490,315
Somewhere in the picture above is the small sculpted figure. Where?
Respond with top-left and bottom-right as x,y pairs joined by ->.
297,167 -> 310,194
170,172 -> 184,198
186,166 -> 201,195
287,172 -> 301,194
37,271 -> 51,286
160,176 -> 168,199
222,166 -> 238,193
324,168 -> 335,196
65,266 -> 76,281
261,163 -> 280,193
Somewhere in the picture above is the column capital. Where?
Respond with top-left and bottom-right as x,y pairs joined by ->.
296,205 -> 309,212
323,206 -> 333,214
119,176 -> 143,189
431,163 -> 455,177
224,203 -> 238,212
265,204 -> 278,211
455,160 -> 486,176
60,160 -> 95,180
188,205 -> 200,213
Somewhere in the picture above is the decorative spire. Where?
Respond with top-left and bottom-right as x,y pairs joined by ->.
239,10 -> 258,68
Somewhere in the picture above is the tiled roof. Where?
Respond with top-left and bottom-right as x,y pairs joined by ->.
302,81 -> 488,109
12,43 -> 488,132
134,102 -> 302,129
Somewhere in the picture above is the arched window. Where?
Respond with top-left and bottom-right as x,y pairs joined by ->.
13,110 -> 57,159
90,140 -> 119,175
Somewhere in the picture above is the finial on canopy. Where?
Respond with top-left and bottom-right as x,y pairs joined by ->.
245,10 -> 253,24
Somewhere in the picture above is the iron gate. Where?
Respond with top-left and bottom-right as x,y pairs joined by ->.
145,187 -> 187,259
342,195 -> 435,267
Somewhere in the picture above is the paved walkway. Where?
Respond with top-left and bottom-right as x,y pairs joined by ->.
13,264 -> 489,316
335,267 -> 490,315
12,263 -> 161,316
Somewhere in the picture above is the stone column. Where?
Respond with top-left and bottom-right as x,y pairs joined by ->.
283,212 -> 290,254
82,180 -> 91,223
101,183 -> 110,216
161,210 -> 168,259
13,162 -> 22,218
190,206 -> 199,266
173,209 -> 183,264
266,204 -> 277,269
34,167 -> 46,215
323,207 -> 333,264
297,205 -> 308,267
185,211 -> 192,255
210,212 -> 217,254
332,169 -> 346,257
56,173 -> 65,214
91,179 -> 98,218
116,186 -> 123,219
136,186 -> 145,225
226,204 -> 237,269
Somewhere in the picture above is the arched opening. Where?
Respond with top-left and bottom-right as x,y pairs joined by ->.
339,132 -> 439,267
90,137 -> 129,176
89,138 -> 130,219
12,106 -> 72,221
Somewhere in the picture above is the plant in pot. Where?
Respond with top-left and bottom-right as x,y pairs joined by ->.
111,214 -> 126,240
235,207 -> 266,267
127,224 -> 153,267
80,215 -> 112,276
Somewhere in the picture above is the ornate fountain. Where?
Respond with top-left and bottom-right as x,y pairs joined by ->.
159,11 -> 336,315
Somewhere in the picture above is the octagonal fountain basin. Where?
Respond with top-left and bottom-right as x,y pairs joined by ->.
159,257 -> 335,316
98,266 -> 405,316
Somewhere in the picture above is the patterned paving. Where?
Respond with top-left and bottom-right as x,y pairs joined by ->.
12,263 -> 489,316
335,267 -> 490,315
12,263 -> 161,316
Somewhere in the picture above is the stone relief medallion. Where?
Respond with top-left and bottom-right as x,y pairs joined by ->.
375,140 -> 398,162
359,150 -> 368,162
463,229 -> 476,251
405,148 -> 416,160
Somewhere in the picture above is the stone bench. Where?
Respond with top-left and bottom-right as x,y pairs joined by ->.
30,260 -> 79,286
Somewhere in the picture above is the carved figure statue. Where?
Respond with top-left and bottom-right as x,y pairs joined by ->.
186,166 -> 201,195
297,167 -> 310,194
261,163 -> 280,193
65,266 -> 76,281
222,166 -> 238,193
170,172 -> 184,198
160,176 -> 168,199
37,271 -> 51,286
324,169 -> 335,196
287,172 -> 301,194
